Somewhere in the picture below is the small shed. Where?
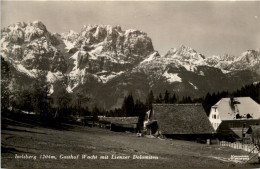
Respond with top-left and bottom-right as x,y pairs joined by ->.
145,104 -> 215,140
98,116 -> 139,132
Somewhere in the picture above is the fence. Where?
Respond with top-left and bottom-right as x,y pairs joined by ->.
219,141 -> 259,154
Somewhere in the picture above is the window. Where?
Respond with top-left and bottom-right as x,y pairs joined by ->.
242,134 -> 245,138
213,115 -> 216,119
214,108 -> 216,112
256,123 -> 259,126
243,123 -> 246,128
217,115 -> 219,119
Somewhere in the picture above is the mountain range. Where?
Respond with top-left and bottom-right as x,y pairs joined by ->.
1,21 -> 260,109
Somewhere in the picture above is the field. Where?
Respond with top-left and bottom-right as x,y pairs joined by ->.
1,114 -> 259,168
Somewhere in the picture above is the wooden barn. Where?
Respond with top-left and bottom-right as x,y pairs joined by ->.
144,104 -> 215,141
98,116 -> 139,132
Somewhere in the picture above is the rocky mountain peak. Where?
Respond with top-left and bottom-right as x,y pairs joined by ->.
164,45 -> 205,63
241,50 -> 259,59
73,24 -> 154,60
204,50 -> 260,75
179,45 -> 197,53
219,54 -> 236,61
61,30 -> 79,43
80,24 -> 122,36
1,20 -> 54,45
31,20 -> 47,31
1,20 -> 66,74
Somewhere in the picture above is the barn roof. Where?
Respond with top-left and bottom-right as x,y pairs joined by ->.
98,116 -> 139,125
152,104 -> 215,135
212,97 -> 260,120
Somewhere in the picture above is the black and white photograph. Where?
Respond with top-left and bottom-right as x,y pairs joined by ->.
1,0 -> 260,168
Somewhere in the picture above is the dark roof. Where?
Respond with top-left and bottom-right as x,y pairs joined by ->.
230,127 -> 249,138
98,116 -> 139,125
152,104 -> 215,135
146,120 -> 157,126
247,125 -> 260,138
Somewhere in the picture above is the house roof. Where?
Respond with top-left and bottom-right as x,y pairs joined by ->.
98,116 -> 139,125
212,97 -> 260,120
152,104 -> 215,135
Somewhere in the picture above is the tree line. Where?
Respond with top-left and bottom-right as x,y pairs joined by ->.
91,82 -> 260,128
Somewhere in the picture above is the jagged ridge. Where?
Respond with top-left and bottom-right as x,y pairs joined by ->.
1,20 -> 260,109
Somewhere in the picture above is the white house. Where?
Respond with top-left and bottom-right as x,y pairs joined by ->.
209,97 -> 260,132
209,103 -> 222,130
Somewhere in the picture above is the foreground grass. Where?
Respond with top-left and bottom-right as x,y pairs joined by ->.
1,115 -> 259,168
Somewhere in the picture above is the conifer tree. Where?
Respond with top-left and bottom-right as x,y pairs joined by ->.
164,90 -> 170,103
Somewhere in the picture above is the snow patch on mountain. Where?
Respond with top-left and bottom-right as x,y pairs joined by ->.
70,82 -> 80,92
163,71 -> 182,83
253,81 -> 260,85
125,29 -> 142,36
66,85 -> 73,93
221,69 -> 231,74
49,85 -> 54,94
98,71 -> 124,83
46,71 -> 63,83
199,71 -> 205,76
1,38 -> 9,50
189,82 -> 198,90
182,64 -> 198,72
15,64 -> 36,77
140,52 -> 159,64
63,40 -> 75,51
23,53 -> 35,60
89,46 -> 103,55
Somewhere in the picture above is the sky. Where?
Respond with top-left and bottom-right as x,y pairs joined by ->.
1,1 -> 260,56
